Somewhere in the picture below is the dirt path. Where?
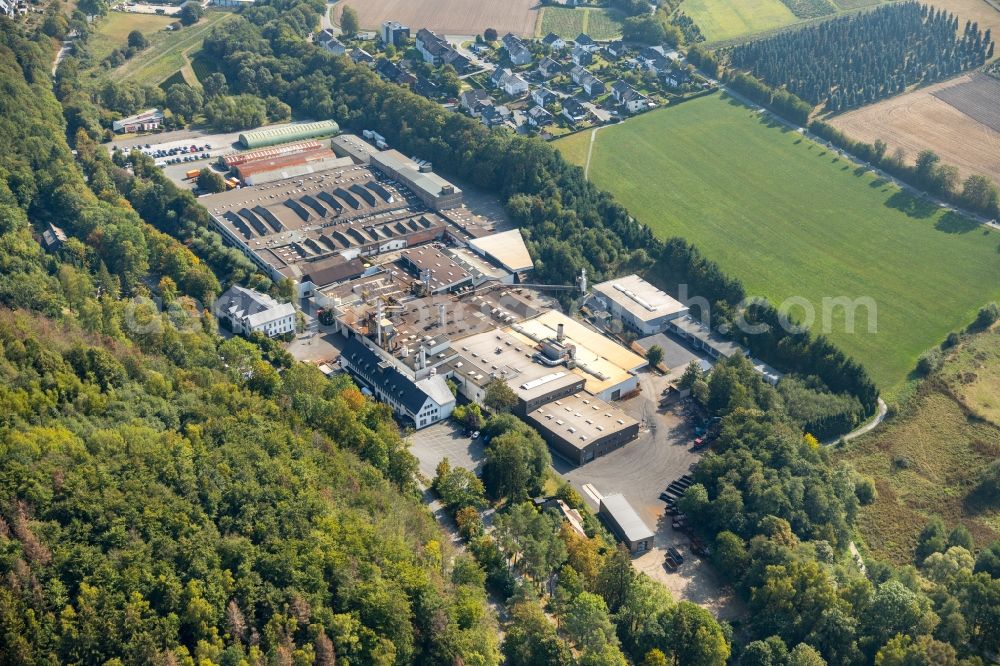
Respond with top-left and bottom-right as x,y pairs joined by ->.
839,398 -> 888,443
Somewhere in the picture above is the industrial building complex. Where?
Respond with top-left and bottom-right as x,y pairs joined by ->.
194,131 -> 684,466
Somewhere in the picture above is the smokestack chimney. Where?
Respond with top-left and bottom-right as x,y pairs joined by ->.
439,303 -> 446,328
419,346 -> 427,370
557,323 -> 565,342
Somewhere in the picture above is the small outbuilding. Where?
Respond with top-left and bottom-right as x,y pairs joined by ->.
599,493 -> 655,554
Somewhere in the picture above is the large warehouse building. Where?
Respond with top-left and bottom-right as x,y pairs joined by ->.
238,120 -> 340,149
592,274 -> 688,336
526,393 -> 639,465
370,150 -> 463,211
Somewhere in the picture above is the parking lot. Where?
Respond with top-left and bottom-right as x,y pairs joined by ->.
107,121 -> 325,190
559,367 -> 742,619
408,420 -> 487,481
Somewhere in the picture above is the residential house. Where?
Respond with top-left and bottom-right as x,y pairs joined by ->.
502,32 -> 533,66
480,103 -> 511,128
414,76 -> 441,99
316,29 -> 346,55
41,223 -> 67,251
537,56 -> 562,80
663,67 -> 692,88
381,20 -> 410,47
572,45 -> 593,66
460,89 -> 493,116
489,66 -> 511,89
339,337 -> 455,430
416,28 -> 452,66
611,80 -> 651,114
526,105 -> 553,128
542,32 -> 567,51
215,285 -> 296,338
605,40 -> 627,59
639,45 -> 676,73
375,58 -> 416,87
580,72 -> 605,97
350,48 -> 375,65
531,87 -> 557,108
570,64 -> 587,84
575,33 -> 597,50
500,71 -> 529,97
562,97 -> 588,123
444,49 -> 471,73
112,109 -> 164,134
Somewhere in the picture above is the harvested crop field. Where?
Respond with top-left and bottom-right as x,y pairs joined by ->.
829,73 -> 1000,185
343,0 -> 539,37
933,72 -> 1000,133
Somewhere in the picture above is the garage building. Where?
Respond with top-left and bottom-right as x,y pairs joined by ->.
599,493 -> 655,554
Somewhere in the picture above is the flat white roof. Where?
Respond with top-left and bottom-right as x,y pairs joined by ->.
514,311 -> 647,395
593,274 -> 688,323
468,229 -> 533,273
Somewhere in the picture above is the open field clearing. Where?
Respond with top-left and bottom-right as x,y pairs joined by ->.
837,329 -> 1000,564
87,12 -> 173,63
829,73 -> 1000,185
937,326 -> 1000,426
344,0 -> 538,37
112,11 -> 236,86
679,0 -> 799,42
537,7 -> 625,39
555,93 -> 1000,395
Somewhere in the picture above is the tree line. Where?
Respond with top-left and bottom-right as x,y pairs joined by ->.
727,2 -> 995,110
809,120 -> 1000,217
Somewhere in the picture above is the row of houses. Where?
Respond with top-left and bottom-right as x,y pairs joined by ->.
415,28 -> 470,72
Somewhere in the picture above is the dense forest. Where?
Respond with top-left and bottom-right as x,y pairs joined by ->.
727,2 -> 994,110
9,0 -> 1000,660
0,22 -> 501,666
675,354 -> 1000,665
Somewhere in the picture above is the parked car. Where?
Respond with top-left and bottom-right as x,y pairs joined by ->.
668,546 -> 684,564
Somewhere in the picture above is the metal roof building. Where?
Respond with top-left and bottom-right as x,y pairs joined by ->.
599,493 -> 655,554
238,120 -> 340,149
467,229 -> 533,273
592,274 -> 688,335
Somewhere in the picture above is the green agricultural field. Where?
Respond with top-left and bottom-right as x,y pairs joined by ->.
537,7 -> 624,40
678,0 -> 798,42
555,93 -> 1000,396
108,11 -> 236,86
87,12 -> 174,63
